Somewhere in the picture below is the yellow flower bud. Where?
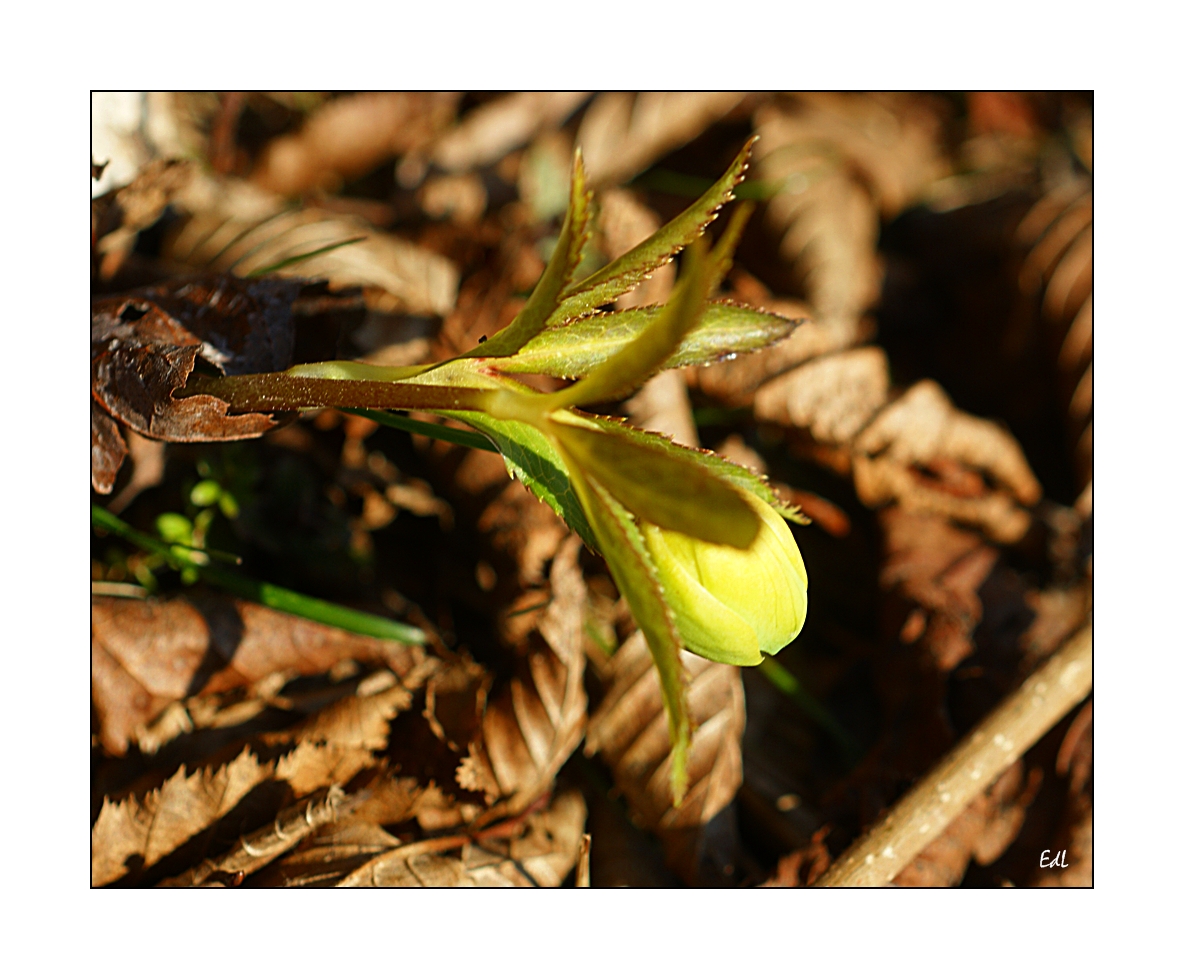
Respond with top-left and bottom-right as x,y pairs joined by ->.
642,492 -> 807,666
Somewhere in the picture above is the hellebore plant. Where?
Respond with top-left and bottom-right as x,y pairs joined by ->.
189,138 -> 808,802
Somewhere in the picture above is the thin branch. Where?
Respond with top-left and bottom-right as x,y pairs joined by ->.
816,622 -> 1092,887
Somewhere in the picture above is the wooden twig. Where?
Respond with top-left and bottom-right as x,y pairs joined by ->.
816,622 -> 1092,887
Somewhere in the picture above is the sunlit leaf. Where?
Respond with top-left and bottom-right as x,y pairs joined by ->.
489,300 -> 801,379
561,461 -> 692,805
441,410 -> 598,547
551,414 -> 758,549
550,136 -> 755,323
591,415 -> 810,523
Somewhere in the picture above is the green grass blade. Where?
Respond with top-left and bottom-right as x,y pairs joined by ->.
244,236 -> 368,277
758,658 -> 862,767
91,504 -> 426,644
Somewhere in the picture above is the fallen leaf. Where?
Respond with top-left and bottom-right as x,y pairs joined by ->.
91,400 -> 128,494
253,92 -> 460,196
462,536 -> 587,816
577,92 -> 746,186
585,629 -> 745,884
169,170 -> 459,316
336,789 -> 586,887
429,92 -> 590,175
91,594 -> 425,755
754,346 -> 890,445
92,682 -> 411,886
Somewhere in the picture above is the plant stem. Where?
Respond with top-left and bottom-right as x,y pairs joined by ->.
815,623 -> 1093,887
91,504 -> 425,644
185,373 -> 493,414
758,658 -> 862,767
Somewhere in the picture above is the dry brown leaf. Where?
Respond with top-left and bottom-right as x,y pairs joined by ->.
754,346 -> 890,445
758,94 -> 949,217
247,821 -> 403,887
461,536 -> 587,816
585,630 -> 745,883
879,508 -> 1000,672
429,92 -> 590,174
336,789 -> 586,887
159,786 -> 350,886
760,828 -> 832,887
169,171 -> 458,315
253,92 -> 460,196
891,759 -> 1040,886
753,107 -> 882,351
91,400 -> 128,495
91,682 -> 411,886
577,92 -> 746,186
91,594 -> 425,755
106,429 -> 166,513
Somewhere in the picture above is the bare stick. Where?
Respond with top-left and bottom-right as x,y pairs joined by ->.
816,623 -> 1092,887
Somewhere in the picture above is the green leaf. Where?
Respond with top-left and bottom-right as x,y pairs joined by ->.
490,300 -> 801,379
464,151 -> 592,358
546,238 -> 713,408
561,461 -> 692,806
549,136 -> 755,324
550,413 -> 759,549
440,410 -> 598,547
591,414 -> 809,524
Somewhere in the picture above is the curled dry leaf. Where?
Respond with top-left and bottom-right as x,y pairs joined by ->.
585,630 -> 745,884
90,282 -> 285,450
336,789 -> 587,887
253,92 -> 460,196
169,170 -> 459,316
91,594 -> 425,755
891,759 -> 1041,886
577,92 -> 747,186
91,680 -> 412,886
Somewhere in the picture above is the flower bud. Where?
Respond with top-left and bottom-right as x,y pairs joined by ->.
642,491 -> 807,666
